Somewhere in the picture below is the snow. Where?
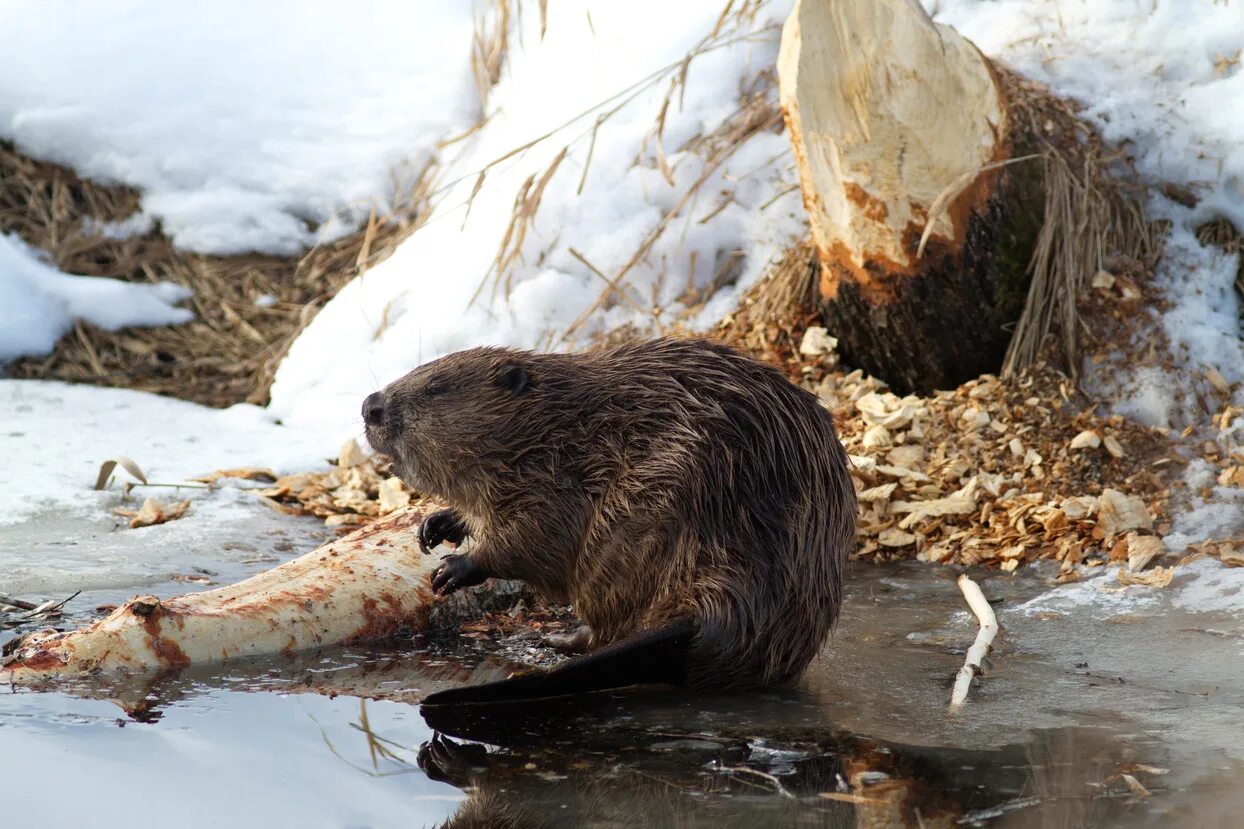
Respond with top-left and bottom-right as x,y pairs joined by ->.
1172,556 -> 1244,614
1009,567 -> 1161,618
0,233 -> 193,362
0,380 -> 327,527
0,0 -> 480,255
1164,459 -> 1244,552
925,0 -> 1244,430
269,1 -> 805,439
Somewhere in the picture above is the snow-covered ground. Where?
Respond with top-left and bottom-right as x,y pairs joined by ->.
269,0 -> 806,438
0,0 -> 479,255
0,380 -> 328,526
0,233 -> 193,361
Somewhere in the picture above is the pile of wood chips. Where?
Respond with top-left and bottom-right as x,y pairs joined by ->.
816,361 -> 1184,582
251,439 -> 432,529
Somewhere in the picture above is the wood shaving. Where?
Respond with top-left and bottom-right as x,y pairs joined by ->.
114,497 -> 191,529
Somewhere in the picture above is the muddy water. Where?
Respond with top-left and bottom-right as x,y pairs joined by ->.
3,509 -> 1243,827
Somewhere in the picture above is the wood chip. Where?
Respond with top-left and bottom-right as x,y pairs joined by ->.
338,438 -> 369,468
798,326 -> 838,356
1098,488 -> 1153,536
1206,367 -> 1230,393
378,477 -> 411,513
113,497 -> 191,529
1069,430 -> 1101,450
1061,495 -> 1098,520
862,424 -> 892,449
1102,434 -> 1126,458
878,527 -> 917,547
858,482 -> 898,503
885,444 -> 925,469
1116,565 -> 1173,588
1125,533 -> 1166,572
191,467 -> 278,485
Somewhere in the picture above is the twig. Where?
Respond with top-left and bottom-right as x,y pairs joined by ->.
949,574 -> 998,709
0,594 -> 39,612
20,591 -> 80,619
712,764 -> 796,800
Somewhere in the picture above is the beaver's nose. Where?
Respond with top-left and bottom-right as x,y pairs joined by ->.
362,392 -> 385,426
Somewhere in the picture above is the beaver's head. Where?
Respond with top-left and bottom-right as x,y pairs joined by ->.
362,347 -> 534,499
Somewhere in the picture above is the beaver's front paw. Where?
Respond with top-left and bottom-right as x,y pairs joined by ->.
419,508 -> 468,554
431,554 -> 486,595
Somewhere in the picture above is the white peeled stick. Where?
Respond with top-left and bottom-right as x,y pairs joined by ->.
949,574 -> 999,709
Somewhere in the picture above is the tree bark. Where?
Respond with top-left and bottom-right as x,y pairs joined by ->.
778,0 -> 1040,394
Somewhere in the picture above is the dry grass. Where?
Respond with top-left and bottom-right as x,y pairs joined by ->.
996,67 -> 1163,379
1,139 -> 435,407
715,237 -> 820,371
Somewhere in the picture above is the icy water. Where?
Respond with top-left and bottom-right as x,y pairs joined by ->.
3,504 -> 1244,827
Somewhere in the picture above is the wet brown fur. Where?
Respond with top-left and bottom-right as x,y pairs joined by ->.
366,337 -> 857,689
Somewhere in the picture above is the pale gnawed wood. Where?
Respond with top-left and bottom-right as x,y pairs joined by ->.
2,507 -> 447,684
779,0 -> 1006,286
949,574 -> 999,709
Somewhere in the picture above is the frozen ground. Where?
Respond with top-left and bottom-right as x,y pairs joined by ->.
0,379 -> 330,527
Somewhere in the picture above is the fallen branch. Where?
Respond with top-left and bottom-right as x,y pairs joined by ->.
2,507 -> 445,684
949,574 -> 998,709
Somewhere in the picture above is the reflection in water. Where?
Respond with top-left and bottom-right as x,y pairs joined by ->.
396,693 -> 1182,828
3,646 -> 1239,828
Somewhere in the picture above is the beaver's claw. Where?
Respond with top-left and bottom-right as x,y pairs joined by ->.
419,508 -> 468,554
431,554 -> 486,595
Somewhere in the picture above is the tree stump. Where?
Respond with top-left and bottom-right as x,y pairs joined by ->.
778,0 -> 1041,394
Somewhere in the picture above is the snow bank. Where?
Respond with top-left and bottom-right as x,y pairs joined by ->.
0,233 -> 192,362
270,0 -> 805,440
0,0 -> 479,255
0,380 -> 327,526
927,0 -> 1244,429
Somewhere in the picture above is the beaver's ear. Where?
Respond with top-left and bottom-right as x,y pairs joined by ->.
495,364 -> 531,395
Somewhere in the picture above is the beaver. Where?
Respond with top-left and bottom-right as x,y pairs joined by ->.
362,336 -> 856,704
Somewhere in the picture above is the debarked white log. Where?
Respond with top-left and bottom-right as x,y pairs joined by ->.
2,506 -> 441,684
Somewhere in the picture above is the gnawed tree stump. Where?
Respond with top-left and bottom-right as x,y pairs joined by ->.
778,0 -> 1042,394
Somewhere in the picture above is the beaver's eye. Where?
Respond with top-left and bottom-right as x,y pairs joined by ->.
426,382 -> 450,398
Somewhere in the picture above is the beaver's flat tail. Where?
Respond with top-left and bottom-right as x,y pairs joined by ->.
421,618 -> 696,706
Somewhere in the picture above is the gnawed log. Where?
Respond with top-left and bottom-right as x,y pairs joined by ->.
778,0 -> 1041,393
1,507 -> 466,685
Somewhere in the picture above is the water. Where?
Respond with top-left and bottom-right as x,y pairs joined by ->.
3,501 -> 1243,827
